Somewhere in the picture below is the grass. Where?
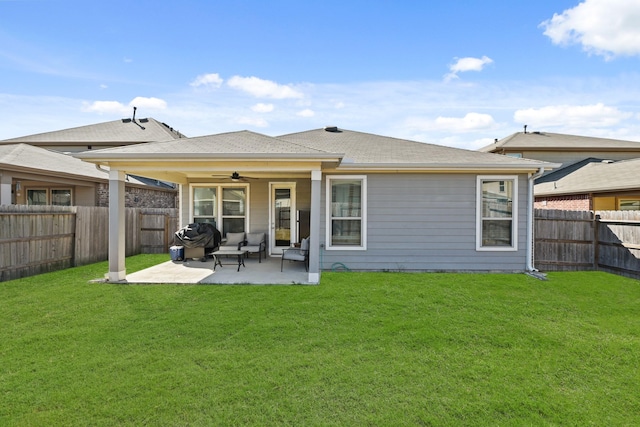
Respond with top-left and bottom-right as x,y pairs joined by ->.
1,254 -> 639,426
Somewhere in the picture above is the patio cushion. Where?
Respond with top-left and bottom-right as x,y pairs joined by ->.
246,232 -> 265,246
224,232 -> 245,246
283,251 -> 306,261
300,237 -> 309,251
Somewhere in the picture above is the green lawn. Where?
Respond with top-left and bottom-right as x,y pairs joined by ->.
1,254 -> 639,426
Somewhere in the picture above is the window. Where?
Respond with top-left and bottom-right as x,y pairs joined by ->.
477,176 -> 517,251
619,199 -> 640,210
191,184 -> 248,233
193,187 -> 217,225
27,189 -> 47,206
222,187 -> 246,236
51,189 -> 72,206
326,176 -> 366,250
27,188 -> 73,206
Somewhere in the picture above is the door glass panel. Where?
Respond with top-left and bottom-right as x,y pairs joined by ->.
275,188 -> 291,246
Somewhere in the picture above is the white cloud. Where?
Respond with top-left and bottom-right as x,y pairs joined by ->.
227,76 -> 304,99
99,84 -> 108,90
334,101 -> 345,109
129,96 -> 167,110
541,0 -> 640,58
296,108 -> 315,118
190,73 -> 224,88
514,103 -> 632,127
236,116 -> 269,127
406,112 -> 496,133
251,103 -> 274,113
445,56 -> 493,81
81,100 -> 128,115
81,97 -> 167,115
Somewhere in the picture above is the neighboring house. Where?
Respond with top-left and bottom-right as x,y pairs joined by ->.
0,116 -> 185,153
479,130 -> 640,166
480,130 -> 640,211
75,127 -> 556,283
534,158 -> 640,211
0,117 -> 183,207
0,143 -> 176,207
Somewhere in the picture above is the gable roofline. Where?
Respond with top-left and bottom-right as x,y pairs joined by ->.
535,157 -> 640,196
280,127 -> 558,172
74,127 -> 558,173
74,130 -> 344,162
0,143 -> 108,182
0,117 -> 184,146
480,131 -> 640,153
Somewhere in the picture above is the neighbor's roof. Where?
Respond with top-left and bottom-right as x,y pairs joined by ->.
479,131 -> 640,153
0,143 -> 107,181
75,130 -> 342,160
279,128 -> 555,170
535,158 -> 640,196
0,118 -> 184,147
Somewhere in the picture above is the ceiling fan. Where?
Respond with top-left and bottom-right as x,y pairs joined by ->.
211,171 -> 255,182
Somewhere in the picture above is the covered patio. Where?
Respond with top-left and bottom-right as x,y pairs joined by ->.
124,254 -> 312,285
75,131 -> 344,285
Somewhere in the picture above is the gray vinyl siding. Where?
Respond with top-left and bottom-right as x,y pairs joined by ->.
319,173 -> 529,272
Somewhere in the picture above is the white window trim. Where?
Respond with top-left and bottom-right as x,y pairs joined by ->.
189,183 -> 250,232
325,175 -> 367,251
476,175 -> 518,252
25,187 -> 74,206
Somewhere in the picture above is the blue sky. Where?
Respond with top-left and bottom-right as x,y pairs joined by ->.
2,0 -> 640,149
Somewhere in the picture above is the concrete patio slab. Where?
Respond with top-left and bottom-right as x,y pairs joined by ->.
124,254 -> 312,285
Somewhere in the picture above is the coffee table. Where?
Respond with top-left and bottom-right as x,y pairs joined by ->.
211,249 -> 247,272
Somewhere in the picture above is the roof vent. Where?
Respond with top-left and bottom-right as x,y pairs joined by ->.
324,126 -> 340,133
601,159 -> 614,164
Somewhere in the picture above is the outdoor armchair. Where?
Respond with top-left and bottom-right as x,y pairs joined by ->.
281,237 -> 309,272
244,232 -> 267,262
221,232 -> 246,250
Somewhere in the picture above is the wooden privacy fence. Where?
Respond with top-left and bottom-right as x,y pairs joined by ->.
0,205 -> 178,281
535,209 -> 640,279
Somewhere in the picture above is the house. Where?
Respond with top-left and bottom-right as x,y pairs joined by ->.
74,127 -> 557,283
534,158 -> 640,211
479,130 -> 640,166
0,117 -> 184,207
0,116 -> 185,153
0,143 -> 176,207
480,130 -> 640,211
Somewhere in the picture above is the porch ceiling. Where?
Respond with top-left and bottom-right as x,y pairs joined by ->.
94,159 -> 334,184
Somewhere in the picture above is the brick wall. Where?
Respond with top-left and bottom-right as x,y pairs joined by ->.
534,194 -> 591,211
97,183 -> 177,208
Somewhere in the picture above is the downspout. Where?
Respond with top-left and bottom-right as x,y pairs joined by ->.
95,164 -> 109,173
526,167 -> 545,272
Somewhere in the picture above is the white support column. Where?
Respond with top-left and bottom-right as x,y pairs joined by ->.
0,174 -> 12,205
308,170 -> 322,284
108,170 -> 126,282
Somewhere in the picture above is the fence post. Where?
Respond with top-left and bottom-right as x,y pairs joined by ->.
165,214 -> 171,252
593,213 -> 600,270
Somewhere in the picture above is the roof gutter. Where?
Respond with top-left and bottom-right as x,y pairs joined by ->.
526,167 -> 546,272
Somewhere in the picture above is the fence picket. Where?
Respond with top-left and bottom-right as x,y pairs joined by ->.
535,209 -> 640,279
0,206 -> 178,281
